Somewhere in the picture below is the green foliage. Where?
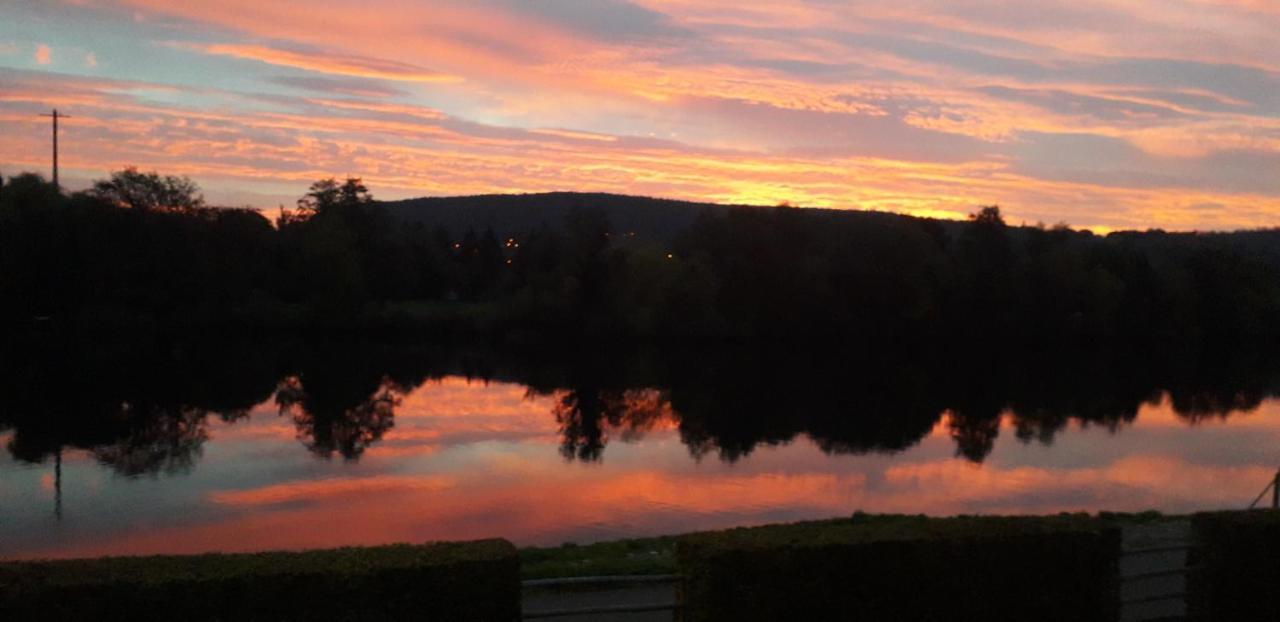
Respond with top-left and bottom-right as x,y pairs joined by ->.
0,539 -> 520,621
1188,510 -> 1280,621
677,514 -> 1121,622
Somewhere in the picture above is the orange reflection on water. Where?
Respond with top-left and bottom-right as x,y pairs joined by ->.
6,382 -> 1280,560
208,474 -> 456,506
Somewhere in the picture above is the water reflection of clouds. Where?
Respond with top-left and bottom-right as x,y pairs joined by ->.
194,393 -> 1280,540
208,474 -> 456,507
6,368 -> 1280,560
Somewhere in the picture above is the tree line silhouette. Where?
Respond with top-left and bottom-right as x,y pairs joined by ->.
2,336 -> 1278,474
4,168 -> 1280,342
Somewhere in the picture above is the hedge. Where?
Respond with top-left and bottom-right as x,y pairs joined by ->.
0,539 -> 519,621
1188,510 -> 1280,621
677,514 -> 1121,622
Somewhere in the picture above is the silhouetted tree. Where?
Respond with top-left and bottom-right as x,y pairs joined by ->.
0,172 -> 61,212
276,178 -> 386,313
5,165 -> 1280,350
951,205 -> 1015,337
88,167 -> 205,212
296,177 -> 372,215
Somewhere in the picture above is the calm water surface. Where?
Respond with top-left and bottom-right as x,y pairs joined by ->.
2,340 -> 1278,559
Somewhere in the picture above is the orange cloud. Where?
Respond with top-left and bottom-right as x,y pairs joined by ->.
530,128 -> 620,143
183,43 -> 462,83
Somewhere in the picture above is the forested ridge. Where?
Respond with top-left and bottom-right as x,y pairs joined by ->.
3,168 -> 1279,343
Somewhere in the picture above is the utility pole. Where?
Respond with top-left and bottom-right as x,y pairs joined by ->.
39,109 -> 69,189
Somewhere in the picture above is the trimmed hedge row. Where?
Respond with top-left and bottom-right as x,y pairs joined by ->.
0,539 -> 520,621
677,514 -> 1121,622
1189,510 -> 1280,621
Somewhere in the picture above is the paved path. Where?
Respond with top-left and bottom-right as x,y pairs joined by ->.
522,584 -> 678,621
1120,520 -> 1192,622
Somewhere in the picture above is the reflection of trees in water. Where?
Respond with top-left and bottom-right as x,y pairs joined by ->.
946,410 -> 1002,463
90,404 -> 209,477
0,338 -> 427,472
547,388 -> 671,462
274,375 -> 403,460
633,346 -> 1280,465
5,340 -> 1280,471
1169,388 -> 1267,423
943,383 -> 1007,463
4,401 -> 239,477
532,345 -> 1280,465
267,341 -> 443,460
0,336 -> 280,476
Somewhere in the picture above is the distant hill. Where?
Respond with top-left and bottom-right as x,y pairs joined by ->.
379,191 -> 960,243
380,192 -> 739,243
381,192 -> 1280,268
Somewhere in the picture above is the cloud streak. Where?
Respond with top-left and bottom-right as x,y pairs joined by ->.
180,42 -> 462,83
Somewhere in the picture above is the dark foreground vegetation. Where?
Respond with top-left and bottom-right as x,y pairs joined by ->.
678,513 -> 1120,622
7,511 -> 1280,621
4,169 -> 1280,342
0,539 -> 519,621
1189,511 -> 1280,620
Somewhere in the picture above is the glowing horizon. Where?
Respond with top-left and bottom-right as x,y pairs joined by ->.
1,1 -> 1278,231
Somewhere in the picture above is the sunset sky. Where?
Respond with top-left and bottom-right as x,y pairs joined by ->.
2,0 -> 1277,230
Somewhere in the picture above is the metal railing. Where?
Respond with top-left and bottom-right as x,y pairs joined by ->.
1247,468 -> 1280,510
